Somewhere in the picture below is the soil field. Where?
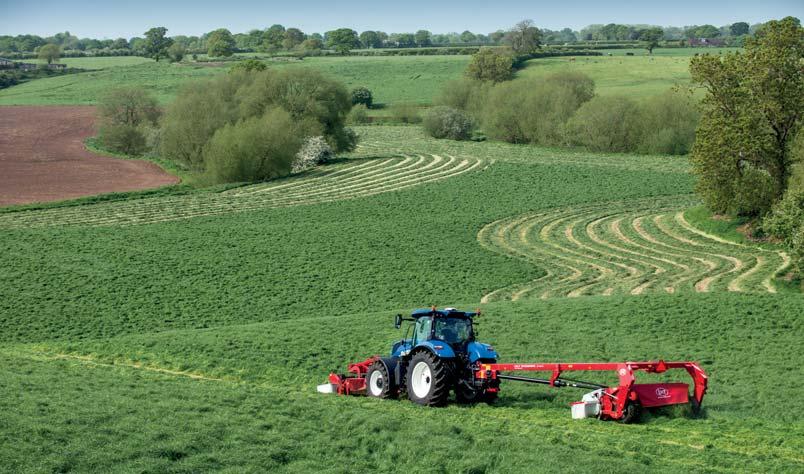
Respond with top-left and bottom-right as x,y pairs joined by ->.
0,106 -> 178,206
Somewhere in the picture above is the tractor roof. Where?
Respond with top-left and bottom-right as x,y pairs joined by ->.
410,308 -> 477,319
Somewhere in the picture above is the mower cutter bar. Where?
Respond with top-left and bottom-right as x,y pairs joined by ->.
477,359 -> 708,421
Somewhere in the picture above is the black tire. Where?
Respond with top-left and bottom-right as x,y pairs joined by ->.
366,361 -> 395,399
483,391 -> 498,404
406,350 -> 451,406
689,394 -> 702,417
455,384 -> 497,405
455,383 -> 483,404
618,401 -> 641,424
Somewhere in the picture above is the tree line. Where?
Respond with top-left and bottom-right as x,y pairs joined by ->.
0,19 -> 774,58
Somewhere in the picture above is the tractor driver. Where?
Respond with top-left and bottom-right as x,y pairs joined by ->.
434,317 -> 470,345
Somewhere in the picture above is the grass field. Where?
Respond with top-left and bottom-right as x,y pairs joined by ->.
518,53 -> 698,98
24,56 -> 155,68
0,48 -> 729,107
0,55 -> 469,106
1,124 -> 801,472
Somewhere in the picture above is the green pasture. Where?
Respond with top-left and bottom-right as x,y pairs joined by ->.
24,56 -> 154,69
517,53 -> 700,98
0,48 -> 728,107
0,55 -> 469,106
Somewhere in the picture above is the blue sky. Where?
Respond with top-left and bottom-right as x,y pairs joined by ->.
1,0 -> 801,38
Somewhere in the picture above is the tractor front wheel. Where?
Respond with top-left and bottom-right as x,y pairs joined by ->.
366,361 -> 395,399
406,351 -> 451,406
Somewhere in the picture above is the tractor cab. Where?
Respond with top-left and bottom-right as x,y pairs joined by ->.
392,307 -> 496,362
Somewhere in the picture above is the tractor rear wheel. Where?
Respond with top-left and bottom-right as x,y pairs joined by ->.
406,351 -> 451,406
366,361 -> 394,399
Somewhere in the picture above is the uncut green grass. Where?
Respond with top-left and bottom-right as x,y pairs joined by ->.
24,56 -> 155,68
517,48 -> 739,98
0,55 -> 468,106
0,48 -> 729,107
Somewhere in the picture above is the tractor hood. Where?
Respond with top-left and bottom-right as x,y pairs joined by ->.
466,341 -> 498,362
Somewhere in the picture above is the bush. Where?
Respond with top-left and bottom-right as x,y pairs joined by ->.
160,73 -> 249,168
636,90 -> 700,155
762,189 -> 804,244
160,67 -> 355,182
292,136 -> 334,173
167,43 -> 185,63
235,68 -> 355,151
465,47 -> 514,83
565,96 -> 645,152
422,106 -> 474,140
483,73 -> 595,145
763,189 -> 804,275
97,86 -> 160,128
96,87 -> 161,155
434,78 -> 490,116
347,104 -> 370,124
203,108 -> 305,183
351,87 -> 373,108
98,124 -> 148,155
792,225 -> 804,275
229,59 -> 267,73
390,103 -> 421,124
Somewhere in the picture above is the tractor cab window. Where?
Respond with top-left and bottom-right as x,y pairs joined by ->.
414,317 -> 432,343
434,317 -> 471,345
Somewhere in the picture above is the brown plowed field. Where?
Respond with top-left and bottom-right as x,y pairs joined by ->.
0,106 -> 178,206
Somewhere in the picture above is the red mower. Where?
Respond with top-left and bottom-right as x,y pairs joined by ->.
318,307 -> 708,423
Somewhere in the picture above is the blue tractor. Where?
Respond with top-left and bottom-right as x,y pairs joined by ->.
363,307 -> 500,406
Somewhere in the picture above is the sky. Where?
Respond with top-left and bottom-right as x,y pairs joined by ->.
1,0 -> 802,39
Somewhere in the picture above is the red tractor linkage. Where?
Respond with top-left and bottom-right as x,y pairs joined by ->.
320,308 -> 709,423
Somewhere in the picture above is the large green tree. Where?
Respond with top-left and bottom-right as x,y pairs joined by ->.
262,24 -> 285,52
282,28 -> 305,50
414,30 -> 432,47
37,43 -> 60,64
690,17 -> 803,215
730,22 -> 750,36
359,31 -> 382,48
326,28 -> 359,54
207,28 -> 236,57
638,27 -> 664,54
465,47 -> 514,82
504,20 -> 541,54
143,27 -> 173,62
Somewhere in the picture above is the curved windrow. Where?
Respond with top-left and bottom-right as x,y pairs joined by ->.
0,155 -> 483,228
478,196 -> 790,301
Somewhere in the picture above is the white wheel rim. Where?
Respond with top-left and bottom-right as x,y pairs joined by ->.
411,361 -> 432,398
369,370 -> 384,396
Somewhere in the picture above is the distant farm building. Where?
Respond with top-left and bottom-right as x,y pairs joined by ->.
688,38 -> 725,47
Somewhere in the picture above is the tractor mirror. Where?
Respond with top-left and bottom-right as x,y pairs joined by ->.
394,314 -> 402,329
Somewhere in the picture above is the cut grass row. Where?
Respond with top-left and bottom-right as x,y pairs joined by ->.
479,196 -> 790,301
0,154 -> 483,228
